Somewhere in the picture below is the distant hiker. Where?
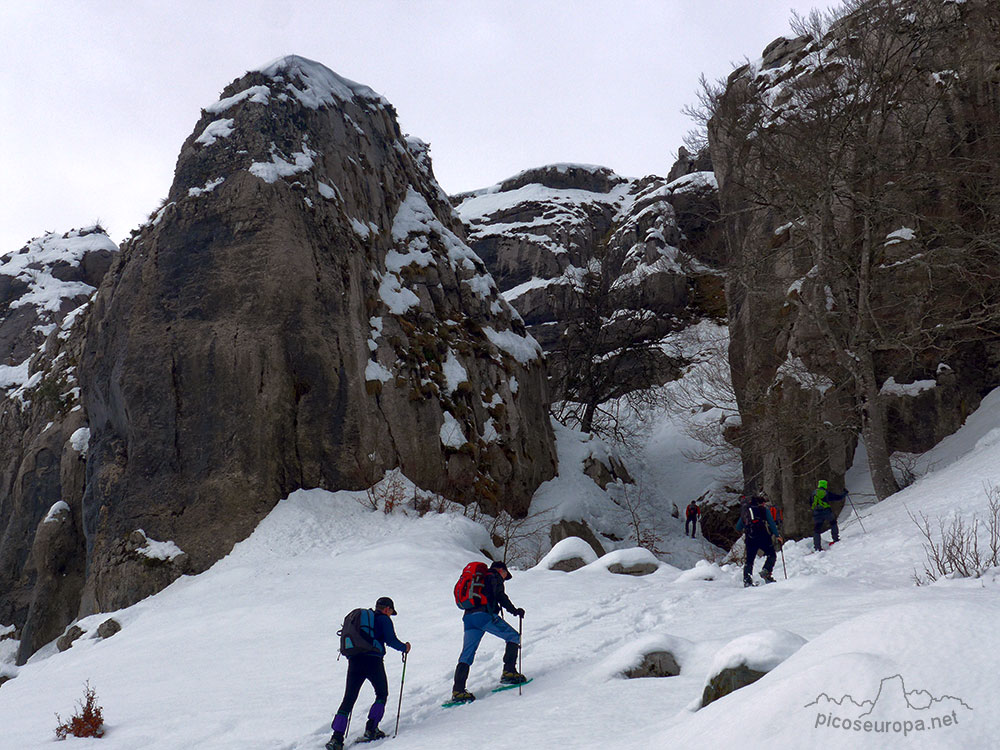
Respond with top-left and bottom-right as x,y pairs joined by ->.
327,597 -> 410,750
685,501 -> 700,537
765,497 -> 783,531
451,560 -> 526,703
811,479 -> 847,552
736,495 -> 781,587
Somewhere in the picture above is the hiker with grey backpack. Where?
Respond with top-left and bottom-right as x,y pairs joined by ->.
327,597 -> 410,750
737,495 -> 782,587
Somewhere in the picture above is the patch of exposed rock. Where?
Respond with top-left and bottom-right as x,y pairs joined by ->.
624,650 -> 681,679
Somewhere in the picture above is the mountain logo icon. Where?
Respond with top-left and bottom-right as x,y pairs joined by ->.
806,674 -> 972,737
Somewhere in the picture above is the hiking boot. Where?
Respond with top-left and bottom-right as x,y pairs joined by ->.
363,728 -> 387,742
500,670 -> 528,685
761,571 -> 776,584
743,579 -> 753,588
325,734 -> 344,750
451,689 -> 475,702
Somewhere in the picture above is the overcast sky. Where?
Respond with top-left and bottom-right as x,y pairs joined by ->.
1,1 -> 828,251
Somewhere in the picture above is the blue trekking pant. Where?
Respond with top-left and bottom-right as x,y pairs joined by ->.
459,611 -> 519,665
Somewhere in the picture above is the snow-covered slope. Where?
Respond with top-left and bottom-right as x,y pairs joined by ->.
4,391 -> 1000,748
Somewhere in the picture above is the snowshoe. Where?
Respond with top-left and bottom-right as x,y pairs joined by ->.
442,689 -> 476,708
500,670 -> 528,685
761,571 -> 776,584
326,735 -> 344,750
493,677 -> 533,693
357,727 -> 387,743
743,579 -> 754,588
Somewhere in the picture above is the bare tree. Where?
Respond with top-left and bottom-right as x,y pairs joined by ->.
708,0 -> 1000,501
549,254 -> 683,438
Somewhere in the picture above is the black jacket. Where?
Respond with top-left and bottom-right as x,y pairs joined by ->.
467,569 -> 517,616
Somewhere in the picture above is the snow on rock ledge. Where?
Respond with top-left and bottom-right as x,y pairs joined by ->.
536,536 -> 599,572
587,547 -> 664,576
700,628 -> 807,708
708,628 -> 808,677
593,633 -> 694,681
131,530 -> 186,564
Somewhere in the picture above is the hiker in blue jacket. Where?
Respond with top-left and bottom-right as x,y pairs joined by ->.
327,597 -> 410,750
736,495 -> 782,587
811,479 -> 847,551
451,561 -> 526,703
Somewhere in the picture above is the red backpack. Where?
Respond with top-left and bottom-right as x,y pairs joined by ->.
454,562 -> 489,610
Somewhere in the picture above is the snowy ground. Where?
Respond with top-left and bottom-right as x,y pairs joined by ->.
4,391 -> 1000,748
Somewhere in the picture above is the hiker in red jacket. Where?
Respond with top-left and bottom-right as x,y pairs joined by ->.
685,501 -> 700,537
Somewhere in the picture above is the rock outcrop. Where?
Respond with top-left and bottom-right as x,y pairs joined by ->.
454,158 -> 726,425
75,56 -> 557,617
0,227 -> 116,664
455,161 -> 725,353
710,0 -> 1000,534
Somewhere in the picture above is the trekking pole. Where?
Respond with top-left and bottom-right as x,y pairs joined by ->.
779,539 -> 787,579
518,615 -> 524,697
393,651 -> 407,738
846,492 -> 867,534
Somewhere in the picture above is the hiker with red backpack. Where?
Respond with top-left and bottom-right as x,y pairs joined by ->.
450,560 -> 526,703
326,597 -> 410,750
736,495 -> 782,587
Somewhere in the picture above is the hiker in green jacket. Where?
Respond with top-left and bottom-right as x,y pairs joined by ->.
811,479 -> 847,551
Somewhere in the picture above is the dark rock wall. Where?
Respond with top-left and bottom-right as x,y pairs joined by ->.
76,56 -> 557,616
0,227 -> 116,662
711,0 -> 1000,535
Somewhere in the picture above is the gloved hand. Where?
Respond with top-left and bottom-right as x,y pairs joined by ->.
514,608 -> 525,618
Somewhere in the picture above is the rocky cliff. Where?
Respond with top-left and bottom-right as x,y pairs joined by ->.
454,159 -> 726,423
0,227 -> 116,663
2,57 -> 558,659
710,0 -> 1000,534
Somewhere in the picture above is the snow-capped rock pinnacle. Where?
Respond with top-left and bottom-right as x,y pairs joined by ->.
72,57 -> 557,618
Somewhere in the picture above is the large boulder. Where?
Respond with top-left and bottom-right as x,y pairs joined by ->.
700,629 -> 806,708
77,56 -> 557,615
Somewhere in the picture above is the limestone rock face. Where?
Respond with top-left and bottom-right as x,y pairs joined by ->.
0,227 -> 116,663
710,0 -> 1000,534
454,158 -> 726,400
78,56 -> 556,615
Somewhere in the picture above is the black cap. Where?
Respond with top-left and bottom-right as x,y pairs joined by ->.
490,561 -> 511,579
375,597 -> 396,615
